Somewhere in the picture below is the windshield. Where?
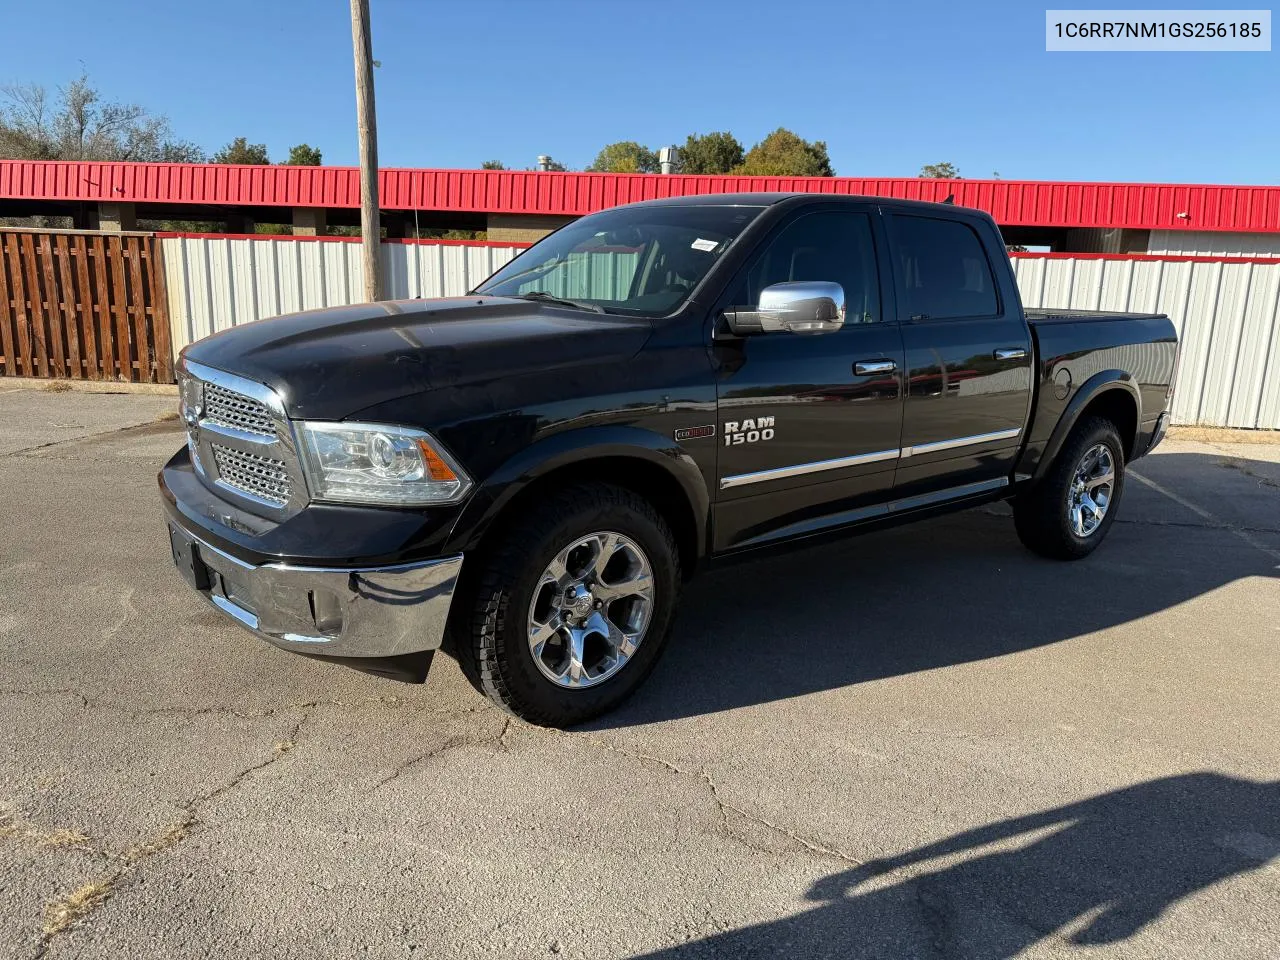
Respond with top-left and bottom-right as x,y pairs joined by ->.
476,204 -> 764,316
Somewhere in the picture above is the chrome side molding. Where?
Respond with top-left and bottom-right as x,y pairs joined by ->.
900,428 -> 1021,459
719,428 -> 1023,489
720,449 -> 899,490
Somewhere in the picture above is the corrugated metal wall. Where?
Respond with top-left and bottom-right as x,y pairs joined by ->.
161,237 -> 521,347
1147,229 -> 1280,258
1012,256 -> 1280,428
162,237 -> 1280,429
12,160 -> 1280,231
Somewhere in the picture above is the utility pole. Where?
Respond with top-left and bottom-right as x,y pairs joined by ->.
350,0 -> 381,301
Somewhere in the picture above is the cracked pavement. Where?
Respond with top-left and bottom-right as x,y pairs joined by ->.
1,389 -> 1278,959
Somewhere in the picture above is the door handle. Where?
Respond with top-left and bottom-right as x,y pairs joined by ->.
854,359 -> 897,375
993,348 -> 1027,361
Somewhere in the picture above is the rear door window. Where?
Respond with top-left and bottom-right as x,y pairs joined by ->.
889,215 -> 998,321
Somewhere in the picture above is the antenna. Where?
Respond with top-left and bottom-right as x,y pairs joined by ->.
943,194 -> 955,205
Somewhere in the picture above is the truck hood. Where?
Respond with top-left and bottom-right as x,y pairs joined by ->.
182,297 -> 652,420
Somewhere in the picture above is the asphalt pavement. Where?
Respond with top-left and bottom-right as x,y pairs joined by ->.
1,386 -> 1277,959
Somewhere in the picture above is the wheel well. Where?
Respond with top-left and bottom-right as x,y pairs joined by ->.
474,457 -> 702,580
1080,388 -> 1138,460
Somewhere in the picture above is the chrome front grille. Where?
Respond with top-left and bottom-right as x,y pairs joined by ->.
181,359 -> 306,519
203,382 -> 276,437
211,444 -> 291,506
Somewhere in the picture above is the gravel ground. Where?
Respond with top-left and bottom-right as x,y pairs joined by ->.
1,389 -> 1277,960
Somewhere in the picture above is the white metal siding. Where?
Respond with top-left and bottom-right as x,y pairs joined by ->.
161,237 -> 1280,430
1012,256 -> 1280,429
1147,230 -> 1280,258
162,237 -> 522,350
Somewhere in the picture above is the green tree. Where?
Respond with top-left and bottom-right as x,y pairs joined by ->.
213,137 -> 269,164
587,141 -> 658,173
0,73 -> 203,162
734,128 -> 834,177
481,159 -> 505,170
920,161 -> 960,178
543,159 -> 569,172
678,131 -> 744,174
283,143 -> 322,165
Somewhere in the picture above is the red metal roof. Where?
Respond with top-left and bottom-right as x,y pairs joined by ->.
3,160 -> 1278,234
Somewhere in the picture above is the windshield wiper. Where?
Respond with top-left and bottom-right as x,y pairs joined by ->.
513,291 -> 607,314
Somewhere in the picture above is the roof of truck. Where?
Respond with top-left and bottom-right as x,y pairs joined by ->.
622,192 -> 983,215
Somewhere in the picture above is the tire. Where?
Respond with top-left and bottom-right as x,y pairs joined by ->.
458,483 -> 682,727
1013,416 -> 1126,561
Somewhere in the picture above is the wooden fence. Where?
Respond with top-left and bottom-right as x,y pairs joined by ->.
0,228 -> 173,383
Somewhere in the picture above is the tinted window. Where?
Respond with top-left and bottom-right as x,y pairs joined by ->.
891,216 -> 998,320
477,204 -> 764,317
734,211 -> 881,324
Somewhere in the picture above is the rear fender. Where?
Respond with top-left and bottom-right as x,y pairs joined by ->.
1033,370 -> 1142,483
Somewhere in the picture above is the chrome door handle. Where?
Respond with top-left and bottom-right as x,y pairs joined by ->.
854,359 -> 897,375
994,348 -> 1027,361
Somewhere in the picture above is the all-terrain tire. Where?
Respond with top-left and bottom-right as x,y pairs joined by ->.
457,482 -> 681,727
1014,416 -> 1126,561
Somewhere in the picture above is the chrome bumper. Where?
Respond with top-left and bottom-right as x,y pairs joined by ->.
1147,411 -> 1171,454
167,523 -> 462,658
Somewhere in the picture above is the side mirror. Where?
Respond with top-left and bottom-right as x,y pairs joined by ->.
723,281 -> 846,336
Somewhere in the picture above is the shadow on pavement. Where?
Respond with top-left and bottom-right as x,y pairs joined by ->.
596,452 -> 1279,728
631,772 -> 1279,959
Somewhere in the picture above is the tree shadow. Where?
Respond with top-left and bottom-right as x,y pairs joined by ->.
632,773 -> 1280,959
593,451 -> 1279,728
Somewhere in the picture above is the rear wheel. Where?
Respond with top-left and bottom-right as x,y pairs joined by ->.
1014,416 -> 1125,560
459,483 -> 681,727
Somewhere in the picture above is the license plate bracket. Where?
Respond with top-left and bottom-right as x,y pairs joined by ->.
169,524 -> 212,591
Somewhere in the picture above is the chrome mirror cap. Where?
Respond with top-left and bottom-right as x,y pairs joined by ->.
724,281 -> 846,336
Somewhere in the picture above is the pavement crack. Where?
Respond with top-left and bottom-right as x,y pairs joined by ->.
369,716 -> 514,792
370,735 -> 471,790
5,419 -> 179,459
1216,456 -> 1280,490
0,688 -> 91,708
32,706 -> 311,955
577,736 -> 866,868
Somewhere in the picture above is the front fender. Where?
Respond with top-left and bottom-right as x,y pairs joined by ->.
1034,370 -> 1142,483
443,425 -> 711,560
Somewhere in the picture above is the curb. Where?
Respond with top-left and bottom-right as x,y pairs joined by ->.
0,377 -> 177,396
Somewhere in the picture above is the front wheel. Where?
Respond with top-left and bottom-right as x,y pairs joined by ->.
1013,416 -> 1126,560
458,483 -> 681,727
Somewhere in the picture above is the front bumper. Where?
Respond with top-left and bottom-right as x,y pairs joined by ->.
167,522 -> 463,658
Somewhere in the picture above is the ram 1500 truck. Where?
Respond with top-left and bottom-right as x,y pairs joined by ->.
161,194 -> 1179,726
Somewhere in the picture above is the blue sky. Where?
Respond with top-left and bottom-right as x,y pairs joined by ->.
1,0 -> 1275,184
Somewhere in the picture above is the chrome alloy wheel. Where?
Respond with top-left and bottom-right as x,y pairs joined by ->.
1067,442 -> 1116,537
526,531 -> 655,689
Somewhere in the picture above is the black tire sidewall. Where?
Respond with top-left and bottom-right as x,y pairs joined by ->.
484,489 -> 679,724
1046,419 -> 1126,557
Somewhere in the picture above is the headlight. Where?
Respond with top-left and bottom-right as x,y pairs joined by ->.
296,422 -> 472,506
178,371 -> 203,426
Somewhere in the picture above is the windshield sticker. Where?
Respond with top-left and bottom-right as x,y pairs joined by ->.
690,238 -> 719,252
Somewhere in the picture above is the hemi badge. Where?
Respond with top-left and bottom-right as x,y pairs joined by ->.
674,425 -> 716,441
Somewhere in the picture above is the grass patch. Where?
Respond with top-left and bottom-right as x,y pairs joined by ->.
38,829 -> 91,848
1168,425 -> 1280,445
42,380 -> 73,393
0,819 -> 91,849
43,878 -> 113,936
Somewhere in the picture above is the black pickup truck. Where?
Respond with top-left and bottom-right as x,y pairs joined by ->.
161,194 -> 1179,726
